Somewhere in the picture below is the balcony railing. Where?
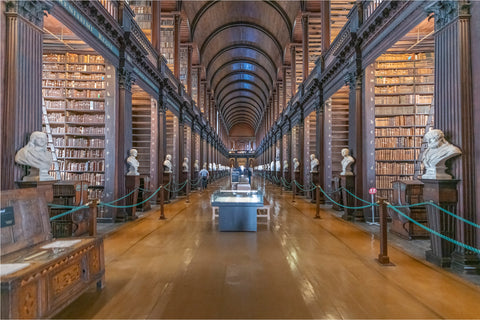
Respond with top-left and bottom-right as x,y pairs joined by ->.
362,0 -> 385,21
99,0 -> 119,21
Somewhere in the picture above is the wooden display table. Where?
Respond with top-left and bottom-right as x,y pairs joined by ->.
1,188 -> 105,319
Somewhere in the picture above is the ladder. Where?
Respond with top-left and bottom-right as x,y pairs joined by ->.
42,98 -> 61,180
413,99 -> 435,179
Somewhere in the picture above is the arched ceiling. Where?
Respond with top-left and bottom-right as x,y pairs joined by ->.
182,1 -> 301,133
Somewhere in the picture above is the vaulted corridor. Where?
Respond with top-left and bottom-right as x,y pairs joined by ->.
55,178 -> 480,319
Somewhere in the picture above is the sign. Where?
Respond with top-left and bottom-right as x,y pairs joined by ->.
369,187 -> 377,195
1,207 -> 15,228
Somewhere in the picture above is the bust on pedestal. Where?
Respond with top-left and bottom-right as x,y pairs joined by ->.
293,158 -> 301,195
126,148 -> 140,176
15,131 -> 55,182
309,154 -> 321,203
340,149 -> 356,220
162,154 -> 173,203
420,129 -> 467,269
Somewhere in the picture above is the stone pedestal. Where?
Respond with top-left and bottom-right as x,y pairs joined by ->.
194,171 -> 199,190
137,175 -> 151,212
340,174 -> 356,220
310,172 -> 324,204
283,172 -> 291,190
331,177 -> 342,211
124,175 -> 140,221
179,171 -> 189,196
421,179 -> 458,268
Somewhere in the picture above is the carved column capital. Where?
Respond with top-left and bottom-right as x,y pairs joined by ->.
6,0 -> 49,28
118,68 -> 135,91
425,0 -> 470,30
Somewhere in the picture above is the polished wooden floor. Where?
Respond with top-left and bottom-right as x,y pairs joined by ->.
56,177 -> 480,319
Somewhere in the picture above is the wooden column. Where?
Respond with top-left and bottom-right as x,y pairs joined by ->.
302,13 -> 309,80
2,1 -> 45,189
291,45 -> 296,96
321,0 -> 331,53
173,13 -> 181,79
286,120 -> 292,181
187,45 -> 192,96
191,120 -> 196,174
177,110 -> 185,188
151,0 -> 161,54
429,1 -> 479,273
316,101 -> 325,193
282,67 -> 287,112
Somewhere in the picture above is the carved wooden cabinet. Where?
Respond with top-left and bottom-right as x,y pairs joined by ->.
390,180 -> 429,239
1,188 -> 105,319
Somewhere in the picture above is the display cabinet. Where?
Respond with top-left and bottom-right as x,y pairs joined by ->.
211,190 -> 264,232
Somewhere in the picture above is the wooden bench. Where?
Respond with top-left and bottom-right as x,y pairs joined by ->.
212,198 -> 272,221
1,188 -> 105,319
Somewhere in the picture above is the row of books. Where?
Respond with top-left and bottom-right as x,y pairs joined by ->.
60,172 -> 104,186
376,162 -> 415,176
57,148 -> 104,158
375,137 -> 423,148
375,95 -> 433,105
375,149 -> 420,161
375,115 -> 429,127
60,160 -> 105,172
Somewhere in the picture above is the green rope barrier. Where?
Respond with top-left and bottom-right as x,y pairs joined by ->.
388,205 -> 480,255
392,202 -> 480,229
341,187 -> 375,205
50,205 -> 89,221
105,187 -> 140,204
99,182 -> 169,209
164,179 -> 189,193
293,180 -> 316,192
316,184 -> 378,210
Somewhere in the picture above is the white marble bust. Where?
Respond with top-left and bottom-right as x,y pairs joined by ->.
270,160 -> 275,172
310,154 -> 319,173
15,131 -> 54,181
213,163 -> 217,171
293,158 -> 300,172
276,159 -> 281,172
163,154 -> 172,173
422,129 -> 461,180
182,157 -> 189,172
208,163 -> 212,171
126,148 -> 140,176
283,160 -> 289,172
194,160 -> 200,171
340,148 -> 355,176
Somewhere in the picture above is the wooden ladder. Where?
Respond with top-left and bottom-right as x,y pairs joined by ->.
42,98 -> 61,180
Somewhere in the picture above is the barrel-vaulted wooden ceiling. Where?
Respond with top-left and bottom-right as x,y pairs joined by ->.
180,1 -> 303,134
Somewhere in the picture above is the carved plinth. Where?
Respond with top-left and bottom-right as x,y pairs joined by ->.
194,171 -> 199,190
15,180 -> 55,202
136,175 -> 151,212
294,172 -> 301,195
341,174 -> 356,220
390,180 -> 428,239
283,172 -> 291,190
331,177 -> 342,211
124,175 -> 140,220
162,172 -> 172,204
421,179 -> 458,268
179,171 -> 189,196
310,172 -> 324,204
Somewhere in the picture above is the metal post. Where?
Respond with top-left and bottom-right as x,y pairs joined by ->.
159,185 -> 166,220
292,182 -> 296,203
314,185 -> 321,219
377,197 -> 391,265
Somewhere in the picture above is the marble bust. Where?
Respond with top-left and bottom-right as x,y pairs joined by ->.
182,157 -> 189,172
340,148 -> 355,176
208,163 -> 212,171
213,163 -> 217,171
163,154 -> 172,173
270,160 -> 275,172
283,160 -> 289,172
126,148 -> 140,176
276,159 -> 281,172
293,158 -> 300,172
310,154 -> 319,173
194,160 -> 200,171
15,131 -> 54,181
422,129 -> 461,180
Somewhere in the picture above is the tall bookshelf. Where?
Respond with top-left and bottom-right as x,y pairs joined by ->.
132,90 -> 153,175
331,86 -> 350,177
374,52 -> 434,199
161,17 -> 174,71
130,1 -> 152,40
42,52 -> 106,199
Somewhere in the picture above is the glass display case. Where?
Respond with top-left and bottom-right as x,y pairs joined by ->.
211,190 -> 264,231
211,190 -> 263,206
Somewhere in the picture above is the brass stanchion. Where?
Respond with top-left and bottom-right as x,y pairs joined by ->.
292,181 -> 296,203
377,197 -> 392,265
88,199 -> 98,236
314,185 -> 321,219
159,185 -> 166,220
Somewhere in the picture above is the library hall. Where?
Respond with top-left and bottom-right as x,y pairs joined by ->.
2,0 -> 480,319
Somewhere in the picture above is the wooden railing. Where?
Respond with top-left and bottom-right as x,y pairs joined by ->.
99,0 -> 119,21
362,0 -> 385,21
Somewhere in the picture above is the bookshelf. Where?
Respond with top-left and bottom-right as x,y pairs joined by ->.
161,17 -> 174,71
130,1 -> 152,40
132,90 -> 153,175
330,1 -> 355,44
374,52 -> 434,199
331,86 -> 350,178
42,52 -> 106,200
